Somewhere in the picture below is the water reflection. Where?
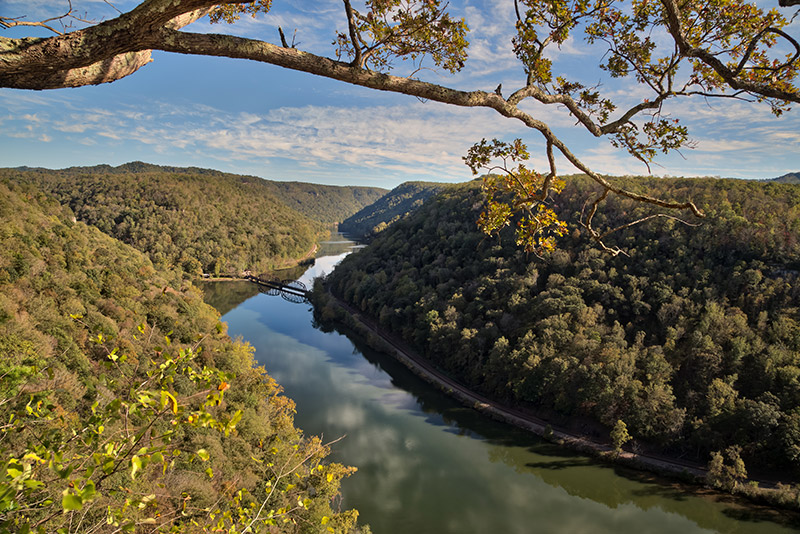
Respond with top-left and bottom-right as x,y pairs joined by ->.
319,320 -> 800,534
205,234 -> 800,534
195,279 -> 259,316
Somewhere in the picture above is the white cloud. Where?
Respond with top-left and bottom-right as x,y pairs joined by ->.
6,131 -> 36,139
55,123 -> 89,133
543,35 -> 591,61
97,130 -> 121,140
76,137 -> 97,146
3,79 -> 798,183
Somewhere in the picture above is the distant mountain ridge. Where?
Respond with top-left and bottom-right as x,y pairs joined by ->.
265,180 -> 387,224
339,181 -> 446,238
771,172 -> 800,184
11,162 -> 388,224
1,164 -> 322,274
14,161 -> 225,176
0,162 -> 385,274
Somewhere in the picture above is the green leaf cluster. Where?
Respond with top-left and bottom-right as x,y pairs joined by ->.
465,139 -> 567,255
334,0 -> 469,73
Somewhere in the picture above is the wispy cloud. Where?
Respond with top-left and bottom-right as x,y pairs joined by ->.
4,81 -> 796,183
0,92 -> 533,183
692,139 -> 762,153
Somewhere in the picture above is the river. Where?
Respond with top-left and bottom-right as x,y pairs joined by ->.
200,233 -> 800,534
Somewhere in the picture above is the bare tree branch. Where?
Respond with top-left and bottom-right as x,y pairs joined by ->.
0,0 -> 94,36
598,213 -> 701,240
278,26 -> 289,48
541,139 -> 556,201
733,27 -> 800,76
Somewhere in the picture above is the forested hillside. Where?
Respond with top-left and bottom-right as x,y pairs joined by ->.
1,163 -> 386,275
1,164 -> 324,275
13,162 -> 387,224
264,181 -> 387,225
338,182 -> 445,238
0,178 -> 360,532
324,176 -> 800,476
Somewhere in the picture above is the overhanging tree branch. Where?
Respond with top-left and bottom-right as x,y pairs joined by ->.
0,2 -> 214,89
4,0 -> 797,253
0,0 -> 705,250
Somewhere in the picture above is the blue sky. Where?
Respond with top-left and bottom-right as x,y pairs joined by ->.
1,0 -> 799,188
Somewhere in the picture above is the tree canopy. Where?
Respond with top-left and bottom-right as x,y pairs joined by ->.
1,0 -> 799,251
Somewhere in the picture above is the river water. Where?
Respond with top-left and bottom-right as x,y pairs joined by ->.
201,234 -> 800,534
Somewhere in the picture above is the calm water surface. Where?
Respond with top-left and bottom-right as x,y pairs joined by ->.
205,234 -> 800,534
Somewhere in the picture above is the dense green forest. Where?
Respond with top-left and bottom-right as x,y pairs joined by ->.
339,182 -> 444,239
0,178 -> 361,533
0,163 -> 384,275
323,176 -> 800,478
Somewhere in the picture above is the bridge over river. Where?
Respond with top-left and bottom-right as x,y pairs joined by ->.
246,274 -> 310,303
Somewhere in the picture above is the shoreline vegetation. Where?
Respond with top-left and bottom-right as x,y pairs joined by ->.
270,243 -> 320,271
312,283 -> 800,511
201,243 -> 321,281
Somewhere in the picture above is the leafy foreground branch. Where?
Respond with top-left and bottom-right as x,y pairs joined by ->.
1,0 -> 798,252
0,326 -> 360,534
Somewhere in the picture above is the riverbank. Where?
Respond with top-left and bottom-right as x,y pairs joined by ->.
313,282 -> 800,511
201,243 -> 320,281
270,243 -> 319,270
